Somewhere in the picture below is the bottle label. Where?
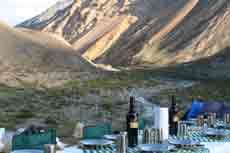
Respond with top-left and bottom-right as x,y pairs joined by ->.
130,121 -> 138,128
173,116 -> 179,122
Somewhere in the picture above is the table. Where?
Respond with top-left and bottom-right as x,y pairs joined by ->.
170,129 -> 230,153
58,145 -> 209,153
58,129 -> 230,153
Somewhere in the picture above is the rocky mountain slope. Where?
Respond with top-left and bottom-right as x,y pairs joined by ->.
0,22 -> 95,86
18,0 -> 230,67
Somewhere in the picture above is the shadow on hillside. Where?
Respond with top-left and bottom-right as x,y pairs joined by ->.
128,46 -> 230,81
94,0 -> 223,65
93,0 -> 192,65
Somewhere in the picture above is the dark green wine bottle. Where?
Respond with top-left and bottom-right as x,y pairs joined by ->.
126,96 -> 138,147
169,95 -> 178,135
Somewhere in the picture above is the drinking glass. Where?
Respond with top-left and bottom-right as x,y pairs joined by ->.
154,128 -> 163,144
143,128 -> 152,144
207,113 -> 215,128
197,115 -> 205,127
143,128 -> 163,144
138,130 -> 143,144
224,113 -> 230,124
117,132 -> 127,153
177,121 -> 188,138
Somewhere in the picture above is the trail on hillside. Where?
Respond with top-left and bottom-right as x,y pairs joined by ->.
150,0 -> 199,43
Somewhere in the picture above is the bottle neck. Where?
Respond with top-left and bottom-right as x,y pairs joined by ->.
129,97 -> 136,112
171,95 -> 176,108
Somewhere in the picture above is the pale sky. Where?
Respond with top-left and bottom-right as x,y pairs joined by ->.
0,0 -> 60,26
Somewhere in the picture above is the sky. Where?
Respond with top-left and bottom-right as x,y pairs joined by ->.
0,0 -> 60,26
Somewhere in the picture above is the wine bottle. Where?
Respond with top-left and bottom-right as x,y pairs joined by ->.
126,96 -> 138,147
169,95 -> 178,135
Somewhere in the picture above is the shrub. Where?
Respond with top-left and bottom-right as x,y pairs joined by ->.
14,109 -> 35,119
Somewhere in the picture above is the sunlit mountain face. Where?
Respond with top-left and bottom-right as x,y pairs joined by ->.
17,0 -> 230,68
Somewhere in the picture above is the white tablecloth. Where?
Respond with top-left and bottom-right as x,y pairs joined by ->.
11,149 -> 43,153
58,143 -> 230,153
202,142 -> 230,153
57,146 -> 83,153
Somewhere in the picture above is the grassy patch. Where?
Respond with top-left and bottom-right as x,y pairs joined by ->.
64,78 -> 132,89
184,81 -> 230,102
14,109 -> 36,119
85,78 -> 135,89
102,97 -> 113,112
64,75 -> 160,94
0,85 -> 23,98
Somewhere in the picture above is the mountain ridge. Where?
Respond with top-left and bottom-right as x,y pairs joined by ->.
17,0 -> 230,67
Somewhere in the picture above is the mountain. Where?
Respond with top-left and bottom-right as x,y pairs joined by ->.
17,0 -> 230,67
0,22 -> 96,86
0,22 -> 94,71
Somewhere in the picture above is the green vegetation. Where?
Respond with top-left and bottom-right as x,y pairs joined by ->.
0,72 -> 160,130
102,97 -> 113,112
154,80 -> 230,110
184,81 -> 230,102
0,67 -> 229,133
14,109 -> 36,119
64,73 -> 160,96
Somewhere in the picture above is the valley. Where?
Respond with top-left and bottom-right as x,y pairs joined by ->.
0,0 -> 230,139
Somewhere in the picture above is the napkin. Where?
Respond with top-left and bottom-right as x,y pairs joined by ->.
0,128 -> 5,140
154,107 -> 169,141
56,137 -> 69,150
202,142 -> 230,153
0,128 -> 6,152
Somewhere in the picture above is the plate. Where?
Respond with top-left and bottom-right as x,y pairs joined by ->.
137,144 -> 175,152
180,120 -> 196,126
204,129 -> 229,137
11,149 -> 43,153
188,126 -> 203,131
188,118 -> 198,123
169,139 -> 202,147
216,123 -> 230,129
80,139 -> 113,146
103,134 -> 119,140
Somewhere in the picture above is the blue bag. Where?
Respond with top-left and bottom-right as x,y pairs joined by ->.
186,100 -> 205,119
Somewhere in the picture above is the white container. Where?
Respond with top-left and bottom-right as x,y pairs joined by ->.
154,107 -> 169,141
0,128 -> 5,141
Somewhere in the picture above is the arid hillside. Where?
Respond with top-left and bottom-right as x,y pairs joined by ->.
0,22 -> 96,86
18,0 -> 230,67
